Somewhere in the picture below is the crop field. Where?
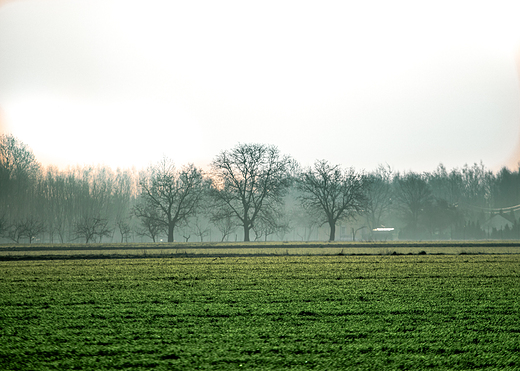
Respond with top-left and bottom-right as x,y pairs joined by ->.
2,240 -> 520,260
1,255 -> 520,370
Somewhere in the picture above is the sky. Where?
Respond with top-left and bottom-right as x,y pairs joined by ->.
1,0 -> 520,172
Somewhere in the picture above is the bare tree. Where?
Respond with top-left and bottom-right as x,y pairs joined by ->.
364,164 -> 394,236
0,214 -> 6,239
209,143 -> 294,242
393,172 -> 433,238
461,162 -> 492,208
135,206 -> 163,242
113,168 -> 139,241
19,217 -> 46,243
427,164 -> 463,205
73,216 -> 112,243
274,213 -> 292,241
181,230 -> 191,242
4,217 -> 44,243
0,134 -> 41,191
291,203 -> 321,241
134,158 -> 206,242
6,221 -> 25,243
39,167 -> 73,243
252,207 -> 290,241
490,166 -> 520,209
210,209 -> 237,242
189,215 -> 211,242
297,160 -> 367,241
116,219 -> 132,243
0,135 -> 41,230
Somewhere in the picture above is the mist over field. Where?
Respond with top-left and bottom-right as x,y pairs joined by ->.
2,135 -> 520,245
1,1 -> 520,245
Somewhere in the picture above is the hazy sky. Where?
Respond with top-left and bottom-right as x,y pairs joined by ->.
1,0 -> 520,172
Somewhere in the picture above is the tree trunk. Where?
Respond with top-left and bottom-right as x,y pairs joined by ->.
244,224 -> 250,242
168,222 -> 174,242
328,222 -> 336,241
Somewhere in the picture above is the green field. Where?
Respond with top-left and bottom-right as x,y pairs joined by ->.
1,255 -> 520,370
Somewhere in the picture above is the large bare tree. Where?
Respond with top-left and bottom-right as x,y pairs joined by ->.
209,143 -> 294,242
297,160 -> 367,241
134,158 -> 206,242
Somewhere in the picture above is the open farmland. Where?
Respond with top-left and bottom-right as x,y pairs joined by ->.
2,241 -> 520,260
1,255 -> 520,370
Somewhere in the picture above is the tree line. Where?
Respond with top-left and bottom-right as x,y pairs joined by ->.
2,134 -> 520,244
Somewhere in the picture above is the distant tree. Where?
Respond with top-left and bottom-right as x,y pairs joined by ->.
73,216 -> 112,243
461,162 -> 492,209
0,134 -> 41,224
4,218 -> 45,243
39,166 -> 74,243
5,220 -> 25,243
4,217 -> 46,243
134,158 -> 206,242
116,219 -> 132,243
393,172 -> 432,238
113,169 -> 139,242
454,219 -> 486,240
491,166 -> 520,209
424,164 -> 466,239
19,217 -> 46,243
251,207 -> 290,241
293,208 -> 321,241
297,160 -> 368,241
290,189 -> 322,241
209,143 -> 294,241
0,134 -> 40,186
181,229 -> 191,242
364,164 -> 394,236
209,209 -> 237,242
0,214 -> 6,239
190,215 -> 211,242
275,214 -> 292,241
427,164 -> 463,205
422,198 -> 462,239
135,206 -> 163,242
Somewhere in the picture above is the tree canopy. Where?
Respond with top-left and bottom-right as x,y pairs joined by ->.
134,158 -> 206,242
297,160 -> 367,241
3,134 -> 520,243
210,143 -> 294,241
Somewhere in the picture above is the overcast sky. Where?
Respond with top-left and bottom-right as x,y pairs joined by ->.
1,0 -> 519,172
